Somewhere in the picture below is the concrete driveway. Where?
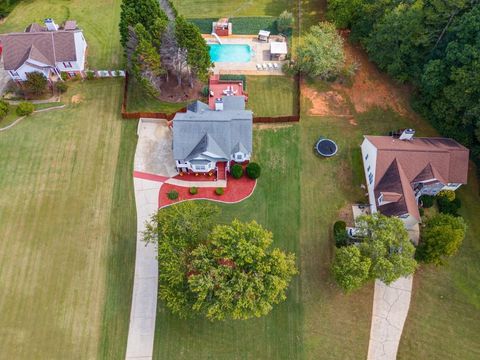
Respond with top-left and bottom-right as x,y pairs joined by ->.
134,119 -> 178,178
126,118 -> 176,360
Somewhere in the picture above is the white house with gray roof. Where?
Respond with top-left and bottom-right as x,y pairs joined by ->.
173,96 -> 253,175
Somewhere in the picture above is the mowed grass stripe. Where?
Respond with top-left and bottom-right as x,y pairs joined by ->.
0,79 -> 132,359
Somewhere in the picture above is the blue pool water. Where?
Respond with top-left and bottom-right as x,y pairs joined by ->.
209,44 -> 252,63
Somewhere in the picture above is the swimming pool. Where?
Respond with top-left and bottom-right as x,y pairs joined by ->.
209,44 -> 252,63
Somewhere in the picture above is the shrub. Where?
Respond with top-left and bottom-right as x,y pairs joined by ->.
189,187 -> 198,195
55,82 -> 68,93
167,190 -> 179,200
201,86 -> 209,97
61,72 -> 69,81
420,195 -> 434,208
25,71 -> 47,95
419,207 -> 425,217
215,187 -> 224,196
219,74 -> 247,90
416,214 -> 467,265
246,162 -> 261,179
86,71 -> 95,80
16,102 -> 35,116
277,10 -> 294,33
437,190 -> 455,201
333,220 -> 348,247
437,195 -> 461,216
0,100 -> 9,119
231,164 -> 244,179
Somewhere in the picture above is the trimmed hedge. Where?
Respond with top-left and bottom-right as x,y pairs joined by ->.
16,102 -> 35,116
333,221 -> 348,248
231,164 -> 244,179
219,75 -> 247,91
0,100 -> 9,119
246,162 -> 261,179
215,187 -> 224,196
167,190 -> 179,200
420,195 -> 434,208
189,187 -> 198,195
437,196 -> 461,216
189,17 -> 279,35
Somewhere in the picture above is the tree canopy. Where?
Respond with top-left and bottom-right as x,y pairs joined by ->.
295,22 -> 345,79
120,0 -> 211,94
143,202 -> 297,320
416,214 -> 467,265
327,1 -> 480,169
332,214 -> 417,291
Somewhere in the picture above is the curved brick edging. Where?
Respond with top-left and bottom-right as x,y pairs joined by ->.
159,178 -> 257,208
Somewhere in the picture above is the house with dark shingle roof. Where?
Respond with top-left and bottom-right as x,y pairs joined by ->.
173,96 -> 252,175
0,19 -> 87,81
361,131 -> 469,226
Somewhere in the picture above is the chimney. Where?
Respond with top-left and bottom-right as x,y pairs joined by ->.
44,18 -> 59,31
399,128 -> 415,141
215,98 -> 224,111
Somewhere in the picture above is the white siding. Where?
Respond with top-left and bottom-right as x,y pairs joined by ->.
361,138 -> 378,213
10,63 -> 50,81
55,31 -> 87,72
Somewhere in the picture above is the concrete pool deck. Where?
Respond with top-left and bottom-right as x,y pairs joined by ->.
203,35 -> 287,75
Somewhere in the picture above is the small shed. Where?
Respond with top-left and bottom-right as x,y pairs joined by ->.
270,41 -> 288,60
213,18 -> 232,36
258,30 -> 270,42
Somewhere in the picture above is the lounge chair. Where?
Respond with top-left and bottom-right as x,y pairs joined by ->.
262,63 -> 268,70
273,63 -> 279,70
256,64 -> 262,70
267,63 -> 274,70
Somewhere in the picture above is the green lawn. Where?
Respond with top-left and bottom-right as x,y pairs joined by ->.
0,79 -> 136,359
172,0 -> 294,18
126,79 -> 190,114
246,76 -> 298,116
0,0 -> 122,69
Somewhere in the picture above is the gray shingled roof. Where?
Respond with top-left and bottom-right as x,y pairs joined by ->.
173,98 -> 253,161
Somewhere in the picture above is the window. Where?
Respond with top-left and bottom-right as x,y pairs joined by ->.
63,62 -> 73,68
9,71 -> 19,77
368,173 -> 374,185
236,153 -> 243,161
195,165 -> 206,171
378,193 -> 384,205
367,165 -> 371,172
365,154 -> 369,160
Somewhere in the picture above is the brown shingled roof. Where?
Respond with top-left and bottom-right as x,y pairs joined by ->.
366,135 -> 469,221
0,31 -> 77,71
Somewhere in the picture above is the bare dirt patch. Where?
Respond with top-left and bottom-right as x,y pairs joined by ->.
254,123 -> 295,131
71,94 -> 83,104
302,84 -> 351,117
338,203 -> 354,226
333,39 -> 410,115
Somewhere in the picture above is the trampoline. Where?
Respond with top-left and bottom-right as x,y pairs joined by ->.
315,138 -> 338,157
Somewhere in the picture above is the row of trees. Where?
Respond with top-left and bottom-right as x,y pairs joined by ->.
327,1 -> 480,168
144,202 -> 297,320
333,211 -> 467,292
120,0 -> 211,95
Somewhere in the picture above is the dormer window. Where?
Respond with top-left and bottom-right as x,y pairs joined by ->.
63,62 -> 72,68
235,153 -> 244,161
378,193 -> 384,205
10,71 -> 19,77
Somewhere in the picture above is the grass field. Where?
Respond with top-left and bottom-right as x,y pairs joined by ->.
0,79 -> 136,359
246,76 -> 298,116
0,0 -> 122,69
172,0 -> 294,18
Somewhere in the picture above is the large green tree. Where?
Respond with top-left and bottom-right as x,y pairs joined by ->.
119,0 -> 167,46
189,220 -> 297,320
143,203 -> 297,320
295,22 -> 345,79
332,214 -> 417,290
332,246 -> 371,292
416,214 -> 467,265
